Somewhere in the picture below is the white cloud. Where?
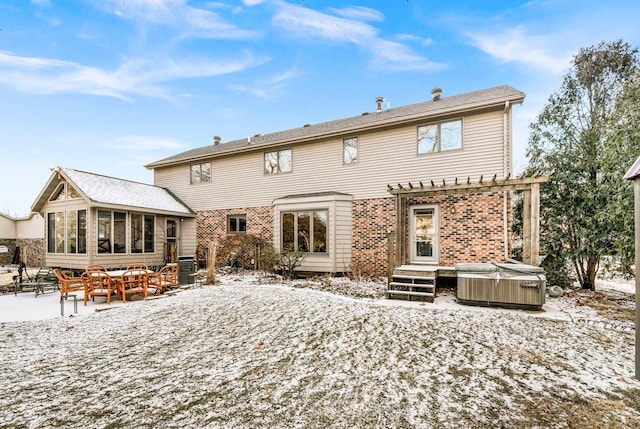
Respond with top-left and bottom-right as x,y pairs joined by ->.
396,34 -> 434,47
328,6 -> 384,22
466,25 -> 572,75
0,50 -> 268,100
97,0 -> 256,39
272,2 -> 444,72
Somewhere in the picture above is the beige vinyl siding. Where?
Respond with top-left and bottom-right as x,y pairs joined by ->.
178,218 -> 197,257
154,110 -> 507,212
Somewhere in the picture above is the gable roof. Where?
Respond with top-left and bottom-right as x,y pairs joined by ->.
146,85 -> 525,169
32,167 -> 195,216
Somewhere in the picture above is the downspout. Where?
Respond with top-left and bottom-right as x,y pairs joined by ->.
503,100 -> 511,261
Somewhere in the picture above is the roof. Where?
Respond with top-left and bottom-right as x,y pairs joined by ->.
146,85 -> 525,169
32,167 -> 195,216
624,156 -> 640,180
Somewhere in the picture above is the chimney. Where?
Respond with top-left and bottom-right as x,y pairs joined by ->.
376,96 -> 384,113
431,87 -> 442,101
213,135 -> 221,145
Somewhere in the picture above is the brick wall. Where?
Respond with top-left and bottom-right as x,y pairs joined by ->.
197,206 -> 274,249
405,192 -> 510,266
194,192 -> 510,277
351,198 -> 396,276
351,192 -> 510,276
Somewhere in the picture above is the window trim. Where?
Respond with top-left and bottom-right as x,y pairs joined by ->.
417,118 -> 463,154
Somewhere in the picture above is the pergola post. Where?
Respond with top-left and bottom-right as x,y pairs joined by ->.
530,183 -> 541,266
522,189 -> 532,264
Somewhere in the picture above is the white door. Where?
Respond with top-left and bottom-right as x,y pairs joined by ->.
410,206 -> 438,263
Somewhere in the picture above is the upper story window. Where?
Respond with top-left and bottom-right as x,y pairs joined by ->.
264,149 -> 292,174
190,162 -> 211,184
227,214 -> 247,234
343,137 -> 358,164
417,119 -> 462,154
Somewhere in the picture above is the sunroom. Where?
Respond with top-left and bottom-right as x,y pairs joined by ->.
32,167 -> 196,271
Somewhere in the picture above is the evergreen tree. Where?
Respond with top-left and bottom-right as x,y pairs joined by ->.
524,40 -> 640,290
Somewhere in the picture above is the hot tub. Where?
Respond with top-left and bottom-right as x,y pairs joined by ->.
455,263 -> 546,310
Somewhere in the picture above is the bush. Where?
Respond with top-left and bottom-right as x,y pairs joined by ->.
216,234 -> 272,270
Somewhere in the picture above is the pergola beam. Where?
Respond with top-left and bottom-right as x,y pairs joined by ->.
387,176 -> 550,197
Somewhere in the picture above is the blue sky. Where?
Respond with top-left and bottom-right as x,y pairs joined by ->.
1,0 -> 639,217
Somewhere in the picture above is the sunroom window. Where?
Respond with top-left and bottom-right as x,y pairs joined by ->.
131,213 -> 155,253
47,210 -> 86,254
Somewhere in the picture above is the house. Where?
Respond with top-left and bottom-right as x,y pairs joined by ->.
31,167 -> 196,271
0,212 -> 44,267
145,85 -> 546,277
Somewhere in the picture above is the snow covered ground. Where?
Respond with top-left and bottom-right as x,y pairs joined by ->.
0,271 -> 639,428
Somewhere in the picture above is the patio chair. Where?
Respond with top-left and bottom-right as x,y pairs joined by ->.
119,269 -> 148,303
148,263 -> 179,294
126,263 -> 149,270
53,269 -> 84,303
14,267 -> 58,297
81,270 -> 117,305
85,264 -> 108,272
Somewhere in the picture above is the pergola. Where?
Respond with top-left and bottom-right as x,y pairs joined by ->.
386,175 -> 550,267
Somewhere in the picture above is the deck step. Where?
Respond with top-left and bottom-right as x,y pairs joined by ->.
391,274 -> 436,281
387,289 -> 435,297
388,282 -> 435,290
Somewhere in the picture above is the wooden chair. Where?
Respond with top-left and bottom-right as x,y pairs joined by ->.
148,263 -> 179,293
53,269 -> 84,303
119,269 -> 148,303
85,264 -> 108,272
81,270 -> 117,305
126,263 -> 149,270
